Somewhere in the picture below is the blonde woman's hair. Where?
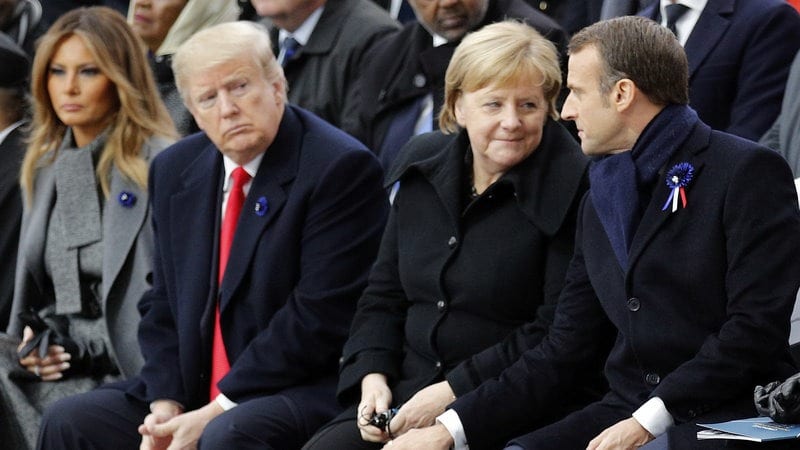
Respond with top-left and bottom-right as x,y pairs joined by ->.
21,6 -> 177,201
439,20 -> 562,133
126,0 -> 240,56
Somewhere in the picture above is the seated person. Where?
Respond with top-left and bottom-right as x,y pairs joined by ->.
0,32 -> 29,331
37,20 -> 388,450
385,16 -> 800,450
0,7 -> 176,449
127,0 -> 240,136
303,21 -> 594,450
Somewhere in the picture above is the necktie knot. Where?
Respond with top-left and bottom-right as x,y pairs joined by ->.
231,166 -> 251,189
665,3 -> 690,36
280,37 -> 301,67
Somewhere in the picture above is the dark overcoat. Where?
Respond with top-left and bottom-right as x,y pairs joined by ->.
122,106 -> 388,413
452,119 -> 800,449
337,120 -> 589,413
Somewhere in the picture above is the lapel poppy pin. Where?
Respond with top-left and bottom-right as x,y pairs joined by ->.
118,191 -> 136,208
254,196 -> 268,217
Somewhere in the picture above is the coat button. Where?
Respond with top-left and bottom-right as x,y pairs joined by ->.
627,297 -> 640,311
645,373 -> 661,385
413,73 -> 426,88
437,300 -> 446,312
435,361 -> 442,369
538,0 -> 548,11
339,356 -> 345,365
448,236 -> 457,248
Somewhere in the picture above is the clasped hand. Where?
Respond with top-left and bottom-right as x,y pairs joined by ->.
139,400 -> 223,450
358,374 -> 456,443
17,326 -> 71,381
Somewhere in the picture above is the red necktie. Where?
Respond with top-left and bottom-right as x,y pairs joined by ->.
210,166 -> 251,399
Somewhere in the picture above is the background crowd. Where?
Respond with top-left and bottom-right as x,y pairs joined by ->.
0,0 -> 800,449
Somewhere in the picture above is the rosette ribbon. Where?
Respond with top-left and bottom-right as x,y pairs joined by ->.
661,162 -> 694,213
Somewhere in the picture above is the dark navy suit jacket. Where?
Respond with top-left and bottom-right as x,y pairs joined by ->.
125,106 -> 388,410
451,119 -> 800,449
641,0 -> 800,141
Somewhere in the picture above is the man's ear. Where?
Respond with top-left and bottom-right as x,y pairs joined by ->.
613,78 -> 636,112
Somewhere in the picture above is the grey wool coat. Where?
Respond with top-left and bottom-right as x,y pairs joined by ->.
0,133 -> 168,450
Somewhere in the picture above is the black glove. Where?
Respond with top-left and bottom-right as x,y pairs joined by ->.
754,372 -> 800,423
16,307 -> 90,378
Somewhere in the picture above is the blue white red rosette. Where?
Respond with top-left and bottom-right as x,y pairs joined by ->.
661,162 -> 694,212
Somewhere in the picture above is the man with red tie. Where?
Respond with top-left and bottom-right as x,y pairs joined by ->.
37,20 -> 388,450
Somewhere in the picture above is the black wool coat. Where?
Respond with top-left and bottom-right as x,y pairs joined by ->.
337,119 -> 589,411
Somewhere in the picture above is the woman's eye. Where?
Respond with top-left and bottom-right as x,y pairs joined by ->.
79,67 -> 101,76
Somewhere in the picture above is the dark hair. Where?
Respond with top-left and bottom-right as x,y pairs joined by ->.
568,16 -> 688,106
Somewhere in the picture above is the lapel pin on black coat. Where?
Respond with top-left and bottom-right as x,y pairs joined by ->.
254,196 -> 268,216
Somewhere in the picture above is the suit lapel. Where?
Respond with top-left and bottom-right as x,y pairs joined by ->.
22,163 -> 57,294
683,0 -> 733,79
627,123 -> 711,272
218,108 -> 301,311
102,166 -> 148,302
170,140 -> 222,318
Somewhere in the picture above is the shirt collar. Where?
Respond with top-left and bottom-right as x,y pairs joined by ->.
659,0 -> 707,17
222,152 -> 265,192
278,6 -> 324,47
0,120 -> 24,145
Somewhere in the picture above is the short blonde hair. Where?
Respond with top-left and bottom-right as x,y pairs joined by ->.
22,6 -> 177,201
439,20 -> 562,133
172,20 -> 287,108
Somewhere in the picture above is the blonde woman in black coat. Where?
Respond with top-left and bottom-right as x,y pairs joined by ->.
304,21 -> 593,450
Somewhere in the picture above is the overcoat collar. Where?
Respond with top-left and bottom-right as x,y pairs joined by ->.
386,119 -> 588,236
683,0 -> 733,79
626,120 -> 710,274
644,0 -> 733,79
23,131 -> 155,306
102,139 -> 159,301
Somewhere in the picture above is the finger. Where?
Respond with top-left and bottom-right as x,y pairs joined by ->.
40,361 -> 70,377
374,394 -> 391,412
21,326 -> 34,345
47,345 -> 67,356
150,419 -> 177,437
386,413 -> 405,436
357,402 -> 375,426
40,352 -> 71,367
360,426 -> 388,443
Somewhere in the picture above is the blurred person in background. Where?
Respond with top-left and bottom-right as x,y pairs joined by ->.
128,0 -> 240,136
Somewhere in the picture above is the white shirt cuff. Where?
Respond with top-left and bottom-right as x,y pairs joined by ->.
215,393 -> 238,411
437,409 -> 469,450
632,397 -> 674,437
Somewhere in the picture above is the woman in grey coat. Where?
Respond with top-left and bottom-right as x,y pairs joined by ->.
0,7 -> 176,449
